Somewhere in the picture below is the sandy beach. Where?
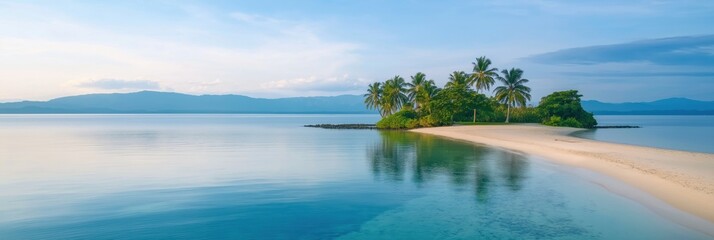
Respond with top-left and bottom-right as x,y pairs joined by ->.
412,124 -> 714,233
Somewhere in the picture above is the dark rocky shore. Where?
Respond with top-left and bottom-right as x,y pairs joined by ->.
304,124 -> 639,130
304,124 -> 377,130
592,125 -> 641,129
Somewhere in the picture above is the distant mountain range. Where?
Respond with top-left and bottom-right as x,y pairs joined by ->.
582,98 -> 714,115
1,91 -> 712,115
0,91 -> 373,114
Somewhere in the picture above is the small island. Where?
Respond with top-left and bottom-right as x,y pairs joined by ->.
357,56 -> 714,231
363,56 -> 597,129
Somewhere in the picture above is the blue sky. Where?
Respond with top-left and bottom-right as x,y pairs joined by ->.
0,0 -> 713,102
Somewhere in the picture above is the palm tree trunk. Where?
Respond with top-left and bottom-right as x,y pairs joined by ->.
505,105 -> 511,123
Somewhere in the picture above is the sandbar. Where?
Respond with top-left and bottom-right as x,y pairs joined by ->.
412,124 -> 714,234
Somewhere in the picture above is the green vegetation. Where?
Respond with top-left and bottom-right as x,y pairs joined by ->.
406,72 -> 438,113
454,122 -> 509,126
381,76 -> 409,116
364,82 -> 383,116
366,56 -> 596,129
494,68 -> 531,123
375,109 -> 419,129
430,85 -> 490,124
537,90 -> 597,128
470,56 -> 498,93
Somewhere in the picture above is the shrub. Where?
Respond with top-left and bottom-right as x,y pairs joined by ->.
405,119 -> 419,129
418,115 -> 439,127
537,90 -> 597,128
543,116 -> 562,126
543,116 -> 584,128
502,106 -> 541,123
376,109 -> 419,129
561,117 -> 583,128
428,88 -> 494,124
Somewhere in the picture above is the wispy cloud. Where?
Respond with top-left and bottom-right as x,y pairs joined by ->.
76,79 -> 160,90
231,12 -> 281,25
0,4 -> 362,100
260,74 -> 369,92
1,1 -> 713,101
526,35 -> 714,66
556,71 -> 714,78
518,35 -> 714,101
483,0 -> 711,16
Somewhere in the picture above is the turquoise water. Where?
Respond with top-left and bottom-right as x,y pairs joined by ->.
0,114 -> 711,239
573,115 -> 714,153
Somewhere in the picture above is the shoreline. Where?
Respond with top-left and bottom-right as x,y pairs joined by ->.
411,124 -> 714,235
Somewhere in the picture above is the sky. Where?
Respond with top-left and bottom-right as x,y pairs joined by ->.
0,0 -> 713,102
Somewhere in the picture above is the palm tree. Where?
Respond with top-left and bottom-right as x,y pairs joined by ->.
382,75 -> 408,115
470,56 -> 498,93
364,82 -> 384,117
444,71 -> 470,89
419,80 -> 440,114
468,57 -> 499,123
407,72 -> 428,111
494,68 -> 531,123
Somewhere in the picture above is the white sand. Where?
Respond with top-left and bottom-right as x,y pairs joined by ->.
412,124 -> 714,233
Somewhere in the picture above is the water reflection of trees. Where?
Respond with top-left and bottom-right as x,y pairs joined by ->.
368,131 -> 529,201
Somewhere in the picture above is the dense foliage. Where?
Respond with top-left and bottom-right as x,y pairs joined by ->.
365,56 -> 596,129
493,105 -> 541,123
429,81 -> 485,124
537,90 -> 597,128
376,109 -> 420,129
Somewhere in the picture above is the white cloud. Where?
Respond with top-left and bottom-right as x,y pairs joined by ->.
194,79 -> 223,86
231,11 -> 281,25
485,0 -> 656,16
76,79 -> 161,90
0,4 -> 362,100
260,74 -> 369,92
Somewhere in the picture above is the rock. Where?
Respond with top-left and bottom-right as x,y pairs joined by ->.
304,124 -> 377,130
591,125 -> 641,129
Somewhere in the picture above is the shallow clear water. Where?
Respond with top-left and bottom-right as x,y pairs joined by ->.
572,115 -> 714,153
0,114 -> 711,239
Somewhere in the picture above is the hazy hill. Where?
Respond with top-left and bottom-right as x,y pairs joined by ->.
1,91 -> 712,115
582,98 -> 714,115
0,91 -> 374,114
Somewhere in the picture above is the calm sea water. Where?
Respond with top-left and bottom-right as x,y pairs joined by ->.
0,114 -> 711,239
572,115 -> 714,154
